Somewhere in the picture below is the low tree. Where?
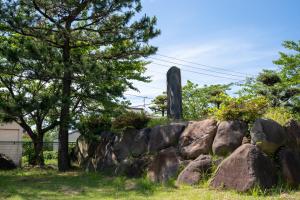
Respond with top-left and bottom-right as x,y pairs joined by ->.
0,36 -> 61,166
149,93 -> 167,116
182,81 -> 231,120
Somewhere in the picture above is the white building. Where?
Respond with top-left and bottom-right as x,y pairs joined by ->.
0,122 -> 23,166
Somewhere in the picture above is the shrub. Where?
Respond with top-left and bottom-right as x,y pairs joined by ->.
77,115 -> 112,137
22,142 -> 35,164
112,111 -> 150,131
263,107 -> 294,125
43,151 -> 58,160
210,96 -> 269,123
147,117 -> 171,128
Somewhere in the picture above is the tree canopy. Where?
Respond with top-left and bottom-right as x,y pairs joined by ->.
0,0 -> 160,170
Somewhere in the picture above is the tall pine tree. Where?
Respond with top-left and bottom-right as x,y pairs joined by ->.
0,0 -> 160,171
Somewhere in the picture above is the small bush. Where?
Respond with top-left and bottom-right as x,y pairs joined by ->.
147,117 -> 171,128
112,111 -> 150,131
77,115 -> 112,137
263,107 -> 294,125
210,96 -> 269,123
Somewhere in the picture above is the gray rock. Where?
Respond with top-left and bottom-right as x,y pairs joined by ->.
212,120 -> 248,156
278,148 -> 300,187
115,157 -> 150,178
114,128 -> 150,161
148,124 -> 185,153
0,153 -> 16,170
179,119 -> 217,159
250,118 -> 286,154
82,133 -> 117,172
176,155 -> 212,185
284,120 -> 300,151
210,144 -> 277,192
74,135 -> 99,167
147,147 -> 180,183
242,136 -> 250,145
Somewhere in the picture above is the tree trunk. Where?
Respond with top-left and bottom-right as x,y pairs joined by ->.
30,135 -> 45,166
58,73 -> 72,171
58,36 -> 72,171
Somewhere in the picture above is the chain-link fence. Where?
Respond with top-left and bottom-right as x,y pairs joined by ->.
0,141 -> 76,167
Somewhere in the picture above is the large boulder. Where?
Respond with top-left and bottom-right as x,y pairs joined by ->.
278,148 -> 300,187
0,153 -> 16,170
212,120 -> 248,156
147,147 -> 180,183
115,157 -> 150,178
250,118 -> 286,154
82,132 -> 117,172
113,128 -> 150,161
73,135 -> 99,167
148,124 -> 185,153
87,142 -> 117,172
210,144 -> 277,192
179,119 -> 217,159
284,120 -> 300,151
176,155 -> 212,185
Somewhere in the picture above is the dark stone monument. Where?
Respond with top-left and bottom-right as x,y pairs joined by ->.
167,66 -> 182,120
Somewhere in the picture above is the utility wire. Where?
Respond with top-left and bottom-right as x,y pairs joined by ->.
155,53 -> 250,76
150,57 -> 246,79
146,68 -> 209,85
151,62 -> 243,81
124,93 -> 154,99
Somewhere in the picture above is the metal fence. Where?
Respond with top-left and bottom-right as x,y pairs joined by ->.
0,141 -> 76,167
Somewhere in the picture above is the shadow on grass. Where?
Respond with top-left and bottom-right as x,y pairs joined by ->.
0,168 -> 175,200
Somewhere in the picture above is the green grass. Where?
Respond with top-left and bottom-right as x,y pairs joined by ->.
0,169 -> 299,200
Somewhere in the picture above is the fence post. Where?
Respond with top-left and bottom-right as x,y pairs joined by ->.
167,66 -> 182,120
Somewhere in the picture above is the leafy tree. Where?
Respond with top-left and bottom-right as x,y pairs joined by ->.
239,42 -> 300,113
240,70 -> 288,107
182,81 -> 231,120
0,35 -> 61,166
273,40 -> 300,113
0,0 -> 160,171
149,93 -> 167,116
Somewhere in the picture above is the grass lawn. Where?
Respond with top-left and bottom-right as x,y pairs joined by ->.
0,169 -> 299,200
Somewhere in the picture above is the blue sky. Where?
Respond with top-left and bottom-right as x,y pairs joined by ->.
126,0 -> 300,108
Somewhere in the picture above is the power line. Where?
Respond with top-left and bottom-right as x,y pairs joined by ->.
124,93 -> 154,99
151,62 -> 243,81
150,57 -> 246,79
147,68 -> 210,85
155,53 -> 251,76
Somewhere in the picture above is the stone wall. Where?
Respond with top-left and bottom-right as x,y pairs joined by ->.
72,118 -> 300,192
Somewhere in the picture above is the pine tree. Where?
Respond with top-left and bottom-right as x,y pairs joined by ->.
149,93 -> 167,116
0,0 -> 160,171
